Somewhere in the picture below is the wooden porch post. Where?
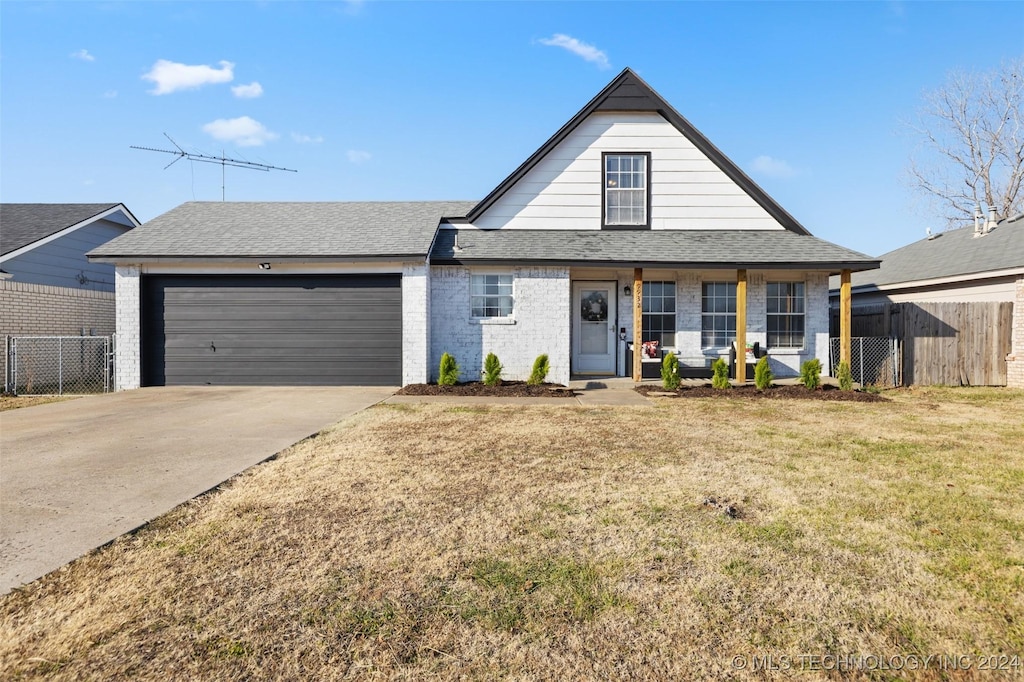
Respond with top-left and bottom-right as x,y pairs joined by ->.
735,269 -> 747,385
840,269 -> 852,366
633,268 -> 643,382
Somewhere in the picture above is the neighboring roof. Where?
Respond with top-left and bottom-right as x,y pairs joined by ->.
465,68 -> 810,236
1,203 -> 138,257
431,229 -> 879,272
841,215 -> 1024,290
88,201 -> 477,261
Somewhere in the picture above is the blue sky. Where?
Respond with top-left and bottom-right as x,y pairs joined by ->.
1,1 -> 1022,256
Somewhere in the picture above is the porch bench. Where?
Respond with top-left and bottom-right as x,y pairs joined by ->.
676,356 -> 713,379
626,343 -> 663,379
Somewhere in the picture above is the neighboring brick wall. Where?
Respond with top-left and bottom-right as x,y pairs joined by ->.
402,263 -> 430,386
430,266 -> 571,385
1006,276 -> 1024,389
114,266 -> 141,391
1,280 -> 115,387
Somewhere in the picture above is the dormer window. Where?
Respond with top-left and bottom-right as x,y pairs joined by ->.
603,152 -> 650,228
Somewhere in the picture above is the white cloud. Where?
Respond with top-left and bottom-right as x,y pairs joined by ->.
292,132 -> 324,144
749,155 -> 797,179
202,116 -> 278,147
71,49 -> 95,62
143,59 -> 234,95
339,0 -> 365,15
347,149 -> 371,164
538,34 -> 610,69
102,90 -> 118,99
232,81 -> 264,99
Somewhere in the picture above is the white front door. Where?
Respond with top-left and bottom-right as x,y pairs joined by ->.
572,281 -> 617,374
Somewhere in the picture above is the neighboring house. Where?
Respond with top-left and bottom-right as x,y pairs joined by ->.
1,203 -> 139,385
829,213 -> 1024,387
1,203 -> 139,290
89,69 -> 878,389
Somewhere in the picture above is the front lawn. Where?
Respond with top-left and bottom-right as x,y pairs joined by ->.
2,387 -> 1022,679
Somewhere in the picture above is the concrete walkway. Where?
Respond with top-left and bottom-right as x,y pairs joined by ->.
0,385 -> 394,594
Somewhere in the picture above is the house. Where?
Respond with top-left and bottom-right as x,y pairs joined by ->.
829,211 -> 1024,387
89,69 -> 878,389
1,203 -> 139,291
1,203 -> 140,386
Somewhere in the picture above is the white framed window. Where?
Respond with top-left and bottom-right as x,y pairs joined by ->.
642,281 -> 676,348
604,152 -> 649,227
767,282 -> 805,348
701,282 -> 736,348
470,273 -> 513,318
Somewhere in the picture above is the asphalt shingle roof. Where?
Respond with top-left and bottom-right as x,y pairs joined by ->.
844,216 -> 1024,289
1,203 -> 123,256
89,201 -> 477,259
431,229 -> 879,271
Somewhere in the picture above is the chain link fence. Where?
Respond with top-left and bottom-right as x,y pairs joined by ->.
829,337 -> 901,388
5,336 -> 114,395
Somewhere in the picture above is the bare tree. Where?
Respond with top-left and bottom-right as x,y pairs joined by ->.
906,59 -> 1024,228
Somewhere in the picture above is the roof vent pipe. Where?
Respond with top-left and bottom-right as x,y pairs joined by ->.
987,206 -> 999,233
974,205 -> 983,237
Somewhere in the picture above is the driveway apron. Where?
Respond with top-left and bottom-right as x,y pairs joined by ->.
0,385 -> 393,593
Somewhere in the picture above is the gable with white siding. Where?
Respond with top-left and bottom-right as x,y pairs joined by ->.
469,112 -> 784,231
2,218 -> 131,290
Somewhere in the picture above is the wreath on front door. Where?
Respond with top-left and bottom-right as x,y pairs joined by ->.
581,291 -> 609,321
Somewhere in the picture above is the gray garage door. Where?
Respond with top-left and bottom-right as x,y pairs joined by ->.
142,274 -> 402,386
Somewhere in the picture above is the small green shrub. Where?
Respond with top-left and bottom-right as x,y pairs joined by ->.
483,352 -> 503,386
754,356 -> 773,389
438,352 -> 460,386
661,352 -> 681,390
837,361 -> 853,391
712,358 -> 730,389
527,354 -> 550,386
800,358 -> 822,390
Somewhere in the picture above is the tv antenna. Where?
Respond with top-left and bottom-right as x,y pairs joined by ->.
131,133 -> 297,200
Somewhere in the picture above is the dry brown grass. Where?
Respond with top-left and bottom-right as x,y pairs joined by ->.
1,387 -> 1022,680
0,395 -> 76,411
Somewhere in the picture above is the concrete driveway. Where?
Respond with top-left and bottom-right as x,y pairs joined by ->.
0,385 -> 394,593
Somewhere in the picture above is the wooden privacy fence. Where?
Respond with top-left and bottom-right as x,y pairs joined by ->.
830,301 -> 1013,386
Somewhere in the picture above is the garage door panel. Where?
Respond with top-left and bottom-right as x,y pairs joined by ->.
162,342 -> 395,358
162,308 -> 402,325
142,274 -> 402,386
163,334 -> 401,351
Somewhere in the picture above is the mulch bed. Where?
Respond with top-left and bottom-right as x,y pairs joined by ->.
397,381 -> 576,398
635,383 -> 889,402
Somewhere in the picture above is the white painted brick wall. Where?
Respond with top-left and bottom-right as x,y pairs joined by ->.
402,263 -> 430,385
673,273 -> 703,359
114,265 -> 141,390
808,272 -> 831,376
430,266 -> 571,385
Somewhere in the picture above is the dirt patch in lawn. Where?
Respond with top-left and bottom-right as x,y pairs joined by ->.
636,383 -> 889,402
398,381 -> 575,397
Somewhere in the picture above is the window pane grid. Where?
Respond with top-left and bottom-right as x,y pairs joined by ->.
471,274 -> 513,318
605,154 -> 647,226
701,281 -> 736,348
642,281 -> 675,348
766,282 -> 805,348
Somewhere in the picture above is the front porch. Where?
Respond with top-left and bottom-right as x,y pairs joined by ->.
568,266 -> 854,383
